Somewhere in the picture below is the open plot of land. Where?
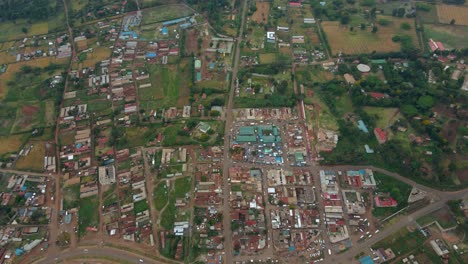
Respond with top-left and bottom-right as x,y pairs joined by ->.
417,206 -> 458,229
0,57 -> 69,99
0,134 -> 28,155
78,195 -> 99,237
0,19 -> 48,42
142,5 -> 193,25
78,46 -> 111,68
11,103 -> 45,133
322,16 -> 419,55
424,24 -> 468,49
15,141 -> 45,172
154,182 -> 169,210
140,60 -> 191,110
437,4 -> 468,26
174,177 -> 191,198
363,107 -> 401,129
373,227 -> 426,256
252,1 -> 270,23
259,53 -> 276,64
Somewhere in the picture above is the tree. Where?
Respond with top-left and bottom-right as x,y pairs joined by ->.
450,19 -> 456,25
401,104 -> 418,117
340,14 -> 351,25
21,27 -> 28,34
417,95 -> 434,110
372,26 -> 378,33
360,23 -> 367,30
277,80 -> 288,95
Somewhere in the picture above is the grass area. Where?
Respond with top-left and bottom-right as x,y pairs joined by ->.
125,126 -> 153,147
174,177 -> 191,198
63,184 -> 81,210
102,185 -> 117,207
14,141 -> 45,172
296,65 -> 334,84
417,206 -> 458,229
134,200 -> 149,214
11,103 -> 46,133
140,61 -> 191,110
153,182 -> 169,210
364,107 -> 401,129
0,19 -> 48,42
0,134 -> 28,155
59,130 -> 76,146
373,227 -> 426,256
0,57 -> 68,99
322,16 -> 419,55
78,195 -> 99,237
142,5 -> 193,25
259,53 -> 276,64
304,94 -> 339,131
372,172 -> 412,218
77,46 -> 111,68
160,195 -> 176,230
231,184 -> 242,192
423,24 -> 468,50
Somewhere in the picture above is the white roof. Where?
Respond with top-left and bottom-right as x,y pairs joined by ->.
357,64 -> 371,73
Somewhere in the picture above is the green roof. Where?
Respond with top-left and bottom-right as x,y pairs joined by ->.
239,126 -> 256,136
236,135 -> 257,142
371,59 -> 386,64
295,152 -> 304,162
261,135 -> 280,143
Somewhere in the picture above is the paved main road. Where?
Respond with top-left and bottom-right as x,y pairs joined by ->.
221,1 -> 249,264
34,246 -> 166,264
330,188 -> 468,263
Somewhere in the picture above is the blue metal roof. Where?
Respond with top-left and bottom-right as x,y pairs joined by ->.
359,256 -> 374,264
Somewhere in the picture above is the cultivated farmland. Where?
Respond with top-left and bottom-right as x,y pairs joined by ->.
437,4 -> 468,26
322,17 -> 419,55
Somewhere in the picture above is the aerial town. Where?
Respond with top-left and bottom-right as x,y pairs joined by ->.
0,0 -> 467,264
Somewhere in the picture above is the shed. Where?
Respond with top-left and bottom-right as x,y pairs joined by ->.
194,59 -> 202,69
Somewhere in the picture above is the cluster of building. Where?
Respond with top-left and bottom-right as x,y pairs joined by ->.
194,147 -> 224,206
229,167 -> 267,255
0,174 -> 51,261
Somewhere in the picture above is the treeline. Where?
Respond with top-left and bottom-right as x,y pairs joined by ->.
0,0 -> 53,21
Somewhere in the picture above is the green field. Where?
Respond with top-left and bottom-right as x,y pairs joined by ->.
142,5 -> 194,25
174,177 -> 191,198
424,24 -> 468,50
78,196 -> 99,237
154,182 -> 169,210
63,184 -> 81,210
160,196 -> 176,230
373,228 -> 426,257
134,200 -> 150,214
140,61 -> 191,110
364,107 -> 401,129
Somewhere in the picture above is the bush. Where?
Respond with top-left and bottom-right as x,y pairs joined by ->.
401,22 -> 411,30
416,3 -> 432,12
378,19 -> 390,26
